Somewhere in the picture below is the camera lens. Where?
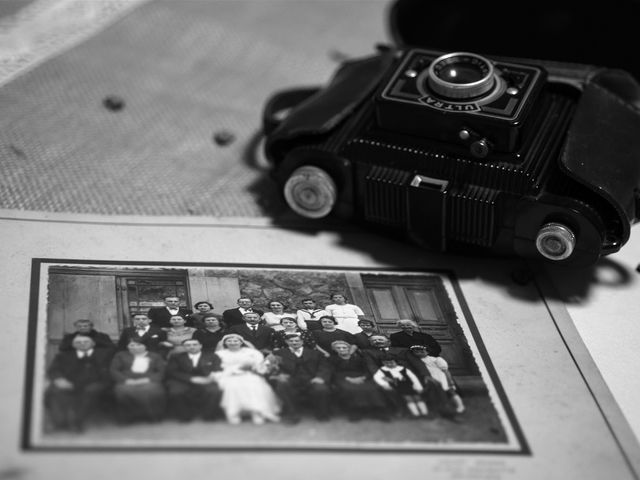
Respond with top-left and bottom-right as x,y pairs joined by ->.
426,52 -> 495,100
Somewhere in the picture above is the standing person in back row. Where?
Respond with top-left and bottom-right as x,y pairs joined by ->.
296,298 -> 330,331
147,296 -> 193,329
117,314 -> 167,353
325,293 -> 365,334
222,297 -> 264,328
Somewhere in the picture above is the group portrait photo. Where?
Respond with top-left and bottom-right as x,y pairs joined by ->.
23,259 -> 526,452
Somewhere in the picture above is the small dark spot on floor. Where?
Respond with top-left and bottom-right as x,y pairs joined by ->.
327,49 -> 349,63
0,467 -> 26,480
9,144 -> 26,159
102,95 -> 125,112
213,130 -> 236,146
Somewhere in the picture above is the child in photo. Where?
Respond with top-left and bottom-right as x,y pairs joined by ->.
373,354 -> 427,417
409,345 -> 465,414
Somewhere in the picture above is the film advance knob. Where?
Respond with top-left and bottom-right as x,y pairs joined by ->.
535,223 -> 576,261
283,165 -> 337,219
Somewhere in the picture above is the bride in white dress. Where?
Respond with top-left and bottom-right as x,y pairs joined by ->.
214,334 -> 281,424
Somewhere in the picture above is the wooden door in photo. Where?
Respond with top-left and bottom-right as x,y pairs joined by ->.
361,274 -> 477,375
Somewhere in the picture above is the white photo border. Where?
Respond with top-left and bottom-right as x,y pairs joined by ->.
22,258 -> 530,454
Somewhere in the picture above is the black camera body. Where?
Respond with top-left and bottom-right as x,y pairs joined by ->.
262,47 -> 640,267
376,50 -> 545,154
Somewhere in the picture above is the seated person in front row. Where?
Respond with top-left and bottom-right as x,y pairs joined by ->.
58,319 -> 115,354
164,338 -> 222,422
228,311 -> 274,355
363,334 -> 430,372
409,345 -> 465,414
213,334 -> 281,425
373,354 -> 428,418
46,335 -> 112,432
117,314 -> 167,352
363,334 -> 455,419
110,339 -> 166,423
268,334 -> 332,424
328,340 -> 389,422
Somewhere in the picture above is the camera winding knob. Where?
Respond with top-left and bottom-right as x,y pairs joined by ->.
535,223 -> 576,261
427,52 -> 496,100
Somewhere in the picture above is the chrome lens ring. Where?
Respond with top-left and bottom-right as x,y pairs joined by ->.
427,52 -> 495,100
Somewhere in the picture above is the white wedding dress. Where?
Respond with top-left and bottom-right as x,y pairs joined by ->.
214,348 -> 281,424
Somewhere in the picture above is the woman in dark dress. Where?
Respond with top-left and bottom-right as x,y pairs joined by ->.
329,340 -> 389,421
271,317 -> 319,352
110,340 -> 166,423
192,315 -> 226,352
312,316 -> 357,354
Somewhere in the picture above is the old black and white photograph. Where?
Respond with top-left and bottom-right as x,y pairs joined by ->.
2,0 -> 640,477
24,260 -> 524,452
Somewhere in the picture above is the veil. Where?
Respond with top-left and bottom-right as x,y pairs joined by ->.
215,333 -> 258,352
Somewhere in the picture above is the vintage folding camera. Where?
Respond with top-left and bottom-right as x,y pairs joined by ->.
262,47 -> 640,267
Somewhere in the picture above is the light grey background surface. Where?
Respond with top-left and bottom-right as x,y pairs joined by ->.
0,0 -> 389,217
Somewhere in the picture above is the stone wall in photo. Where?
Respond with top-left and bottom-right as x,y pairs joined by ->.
238,269 -> 350,311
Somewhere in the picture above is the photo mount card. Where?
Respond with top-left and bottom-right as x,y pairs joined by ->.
0,212 -> 638,479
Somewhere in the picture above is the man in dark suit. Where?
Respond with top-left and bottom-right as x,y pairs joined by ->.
58,319 -> 115,355
116,314 -> 167,352
269,334 -> 332,423
228,311 -> 273,354
147,296 -> 193,329
389,319 -> 441,356
165,338 -> 222,421
222,297 -> 264,328
361,334 -> 415,372
46,335 -> 112,431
